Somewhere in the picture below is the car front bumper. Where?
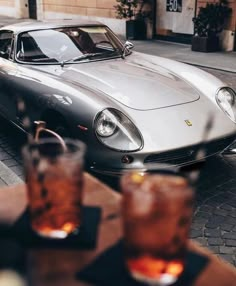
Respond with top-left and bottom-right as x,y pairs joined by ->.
89,134 -> 236,177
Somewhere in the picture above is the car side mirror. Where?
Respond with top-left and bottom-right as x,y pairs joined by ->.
124,41 -> 134,50
0,51 -> 9,59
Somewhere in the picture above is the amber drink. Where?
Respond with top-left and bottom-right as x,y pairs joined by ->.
121,172 -> 194,285
23,138 -> 86,239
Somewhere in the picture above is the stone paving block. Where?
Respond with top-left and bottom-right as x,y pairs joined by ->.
204,229 -> 221,238
225,240 -> 236,247
207,245 -> 219,254
220,204 -> 235,211
0,161 -> 23,186
228,200 -> 236,208
192,217 -> 208,224
199,205 -> 214,212
205,221 -> 219,229
191,223 -> 205,230
218,254 -> 235,265
219,246 -> 236,255
0,152 -> 12,160
222,232 -> 236,240
10,166 -> 24,176
195,211 -> 211,219
225,216 -> 236,225
0,142 -> 10,148
229,211 -> 236,218
190,229 -> 203,238
208,238 -> 224,246
213,208 -> 228,216
194,237 -> 208,246
5,150 -> 18,156
221,224 -> 234,232
206,200 -> 222,207
0,178 -> 7,187
18,175 -> 25,181
207,215 -> 226,224
2,158 -> 19,167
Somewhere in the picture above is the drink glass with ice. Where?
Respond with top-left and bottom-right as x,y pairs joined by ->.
22,138 -> 86,239
121,171 -> 194,285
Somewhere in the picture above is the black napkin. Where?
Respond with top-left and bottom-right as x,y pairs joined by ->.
76,240 -> 209,286
0,206 -> 101,249
0,238 -> 26,274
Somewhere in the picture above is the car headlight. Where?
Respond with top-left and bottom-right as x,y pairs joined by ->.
95,108 -> 143,152
216,87 -> 236,123
96,112 -> 118,137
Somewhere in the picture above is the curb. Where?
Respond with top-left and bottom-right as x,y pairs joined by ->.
0,161 -> 23,186
180,61 -> 236,74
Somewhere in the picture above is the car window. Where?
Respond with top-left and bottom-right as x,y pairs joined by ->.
16,26 -> 123,64
0,31 -> 13,59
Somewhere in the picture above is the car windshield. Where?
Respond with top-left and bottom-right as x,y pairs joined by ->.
16,26 -> 123,64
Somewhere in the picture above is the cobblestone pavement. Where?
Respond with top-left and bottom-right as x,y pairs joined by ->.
0,68 -> 235,266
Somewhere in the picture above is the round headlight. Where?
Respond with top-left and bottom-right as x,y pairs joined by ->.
95,108 -> 143,152
216,87 -> 236,123
96,112 -> 118,137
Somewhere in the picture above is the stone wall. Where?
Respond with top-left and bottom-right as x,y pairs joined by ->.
40,0 -> 126,36
0,0 -> 14,7
42,0 -> 117,18
0,0 -> 15,17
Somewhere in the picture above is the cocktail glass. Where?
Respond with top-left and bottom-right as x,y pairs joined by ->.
22,138 -> 86,239
121,171 -> 194,285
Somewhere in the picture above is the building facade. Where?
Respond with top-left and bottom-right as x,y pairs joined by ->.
0,0 -> 236,50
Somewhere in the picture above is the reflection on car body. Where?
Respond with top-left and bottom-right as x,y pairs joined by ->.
0,20 -> 235,176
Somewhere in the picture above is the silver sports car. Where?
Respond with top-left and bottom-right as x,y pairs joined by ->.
0,20 -> 235,176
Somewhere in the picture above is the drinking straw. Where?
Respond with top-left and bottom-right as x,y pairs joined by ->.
180,113 -> 214,184
17,96 -> 43,174
17,97 -> 34,145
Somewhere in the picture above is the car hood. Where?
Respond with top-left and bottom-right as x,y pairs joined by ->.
39,54 -> 200,110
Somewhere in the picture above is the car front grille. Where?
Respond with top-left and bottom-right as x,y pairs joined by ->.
144,135 -> 235,165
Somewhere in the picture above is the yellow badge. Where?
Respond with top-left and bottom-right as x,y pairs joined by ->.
185,120 -> 192,126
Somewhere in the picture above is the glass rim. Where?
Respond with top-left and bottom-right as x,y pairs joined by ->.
22,137 -> 86,160
120,170 -> 193,196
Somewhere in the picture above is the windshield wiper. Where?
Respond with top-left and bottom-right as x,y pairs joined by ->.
60,53 -> 103,67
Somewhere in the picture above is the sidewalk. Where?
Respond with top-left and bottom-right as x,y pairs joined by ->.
0,15 -> 34,26
132,39 -> 236,73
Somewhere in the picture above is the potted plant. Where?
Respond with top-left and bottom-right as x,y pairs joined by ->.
114,0 -> 147,40
192,0 -> 232,52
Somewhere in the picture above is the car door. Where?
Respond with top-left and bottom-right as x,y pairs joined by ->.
0,30 -> 18,121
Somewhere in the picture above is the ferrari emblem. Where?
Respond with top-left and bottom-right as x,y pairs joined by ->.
185,120 -> 192,126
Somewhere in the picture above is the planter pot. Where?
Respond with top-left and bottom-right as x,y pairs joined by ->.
126,20 -> 146,40
191,36 -> 220,52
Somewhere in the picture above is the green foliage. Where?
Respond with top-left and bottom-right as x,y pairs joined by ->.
114,0 -> 152,21
192,0 -> 232,37
114,0 -> 139,20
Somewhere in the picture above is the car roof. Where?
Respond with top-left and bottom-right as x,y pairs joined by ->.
0,20 -> 105,34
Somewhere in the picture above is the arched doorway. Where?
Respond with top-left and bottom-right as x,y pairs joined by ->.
28,0 -> 37,19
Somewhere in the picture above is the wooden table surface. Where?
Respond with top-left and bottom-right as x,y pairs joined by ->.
0,173 -> 236,286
